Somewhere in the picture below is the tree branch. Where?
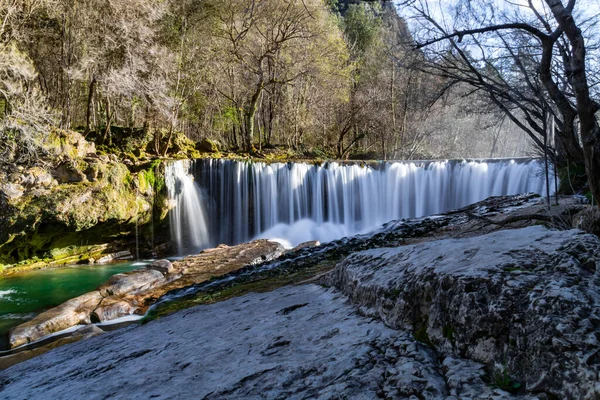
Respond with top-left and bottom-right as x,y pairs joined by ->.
414,23 -> 549,49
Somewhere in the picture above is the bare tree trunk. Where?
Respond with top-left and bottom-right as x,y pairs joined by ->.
545,0 -> 600,202
244,81 -> 263,153
104,98 -> 113,145
267,90 -> 275,146
163,126 -> 174,157
85,77 -> 96,135
387,63 -> 397,161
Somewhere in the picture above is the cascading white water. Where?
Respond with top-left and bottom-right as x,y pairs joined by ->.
174,158 -> 553,250
165,160 -> 210,254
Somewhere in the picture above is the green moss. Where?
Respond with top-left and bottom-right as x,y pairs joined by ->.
143,260 -> 336,323
196,138 -> 220,153
442,324 -> 454,341
483,366 -> 522,394
413,315 -> 432,346
144,169 -> 156,189
1,220 -> 114,264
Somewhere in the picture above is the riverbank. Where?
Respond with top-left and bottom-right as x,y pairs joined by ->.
0,262 -> 145,349
6,240 -> 286,349
1,194 -> 599,398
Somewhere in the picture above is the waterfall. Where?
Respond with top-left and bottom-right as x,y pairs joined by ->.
169,158 -> 553,250
165,160 -> 210,254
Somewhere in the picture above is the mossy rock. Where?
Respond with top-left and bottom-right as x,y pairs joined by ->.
0,157 -> 171,273
196,138 -> 220,153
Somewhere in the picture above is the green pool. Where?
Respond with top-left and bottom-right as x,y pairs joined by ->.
0,262 -> 144,350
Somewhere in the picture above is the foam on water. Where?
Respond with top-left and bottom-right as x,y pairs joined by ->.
0,289 -> 17,301
0,313 -> 37,320
254,219 -> 357,249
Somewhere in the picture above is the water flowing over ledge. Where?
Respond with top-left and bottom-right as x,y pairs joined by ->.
165,161 -> 211,254
166,158 -> 553,252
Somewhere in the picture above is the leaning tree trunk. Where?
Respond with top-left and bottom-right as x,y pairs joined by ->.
546,0 -> 600,204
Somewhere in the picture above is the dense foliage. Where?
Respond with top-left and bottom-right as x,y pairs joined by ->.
0,0 -> 531,163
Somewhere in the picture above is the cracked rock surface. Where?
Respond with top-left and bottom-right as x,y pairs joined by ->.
325,226 -> 600,399
0,284 -> 528,400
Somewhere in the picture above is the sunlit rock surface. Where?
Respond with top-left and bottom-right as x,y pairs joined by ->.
325,226 -> 600,398
3,225 -> 600,398
0,285 -> 528,400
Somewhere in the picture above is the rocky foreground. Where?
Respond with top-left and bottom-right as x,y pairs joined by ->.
2,195 -> 600,398
0,284 -> 524,400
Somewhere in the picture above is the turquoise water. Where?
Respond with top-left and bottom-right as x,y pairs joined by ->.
0,262 -> 143,349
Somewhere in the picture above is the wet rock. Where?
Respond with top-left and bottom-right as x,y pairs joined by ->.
96,251 -> 133,265
171,239 -> 284,284
90,299 -> 138,323
147,259 -> 174,275
7,240 -> 286,348
9,291 -> 104,348
74,325 -> 104,337
98,269 -> 166,297
292,240 -> 321,252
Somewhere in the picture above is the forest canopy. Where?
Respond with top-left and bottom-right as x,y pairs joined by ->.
1,0 -> 595,165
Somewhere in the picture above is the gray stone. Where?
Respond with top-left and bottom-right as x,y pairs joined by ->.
0,183 -> 24,201
325,226 -> 600,399
0,285 -> 527,399
292,240 -> 321,252
98,269 -> 166,297
147,259 -> 174,275
9,291 -> 104,348
96,251 -> 133,264
90,299 -> 139,323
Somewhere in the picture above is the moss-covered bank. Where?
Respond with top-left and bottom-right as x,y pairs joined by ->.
0,130 -> 173,275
